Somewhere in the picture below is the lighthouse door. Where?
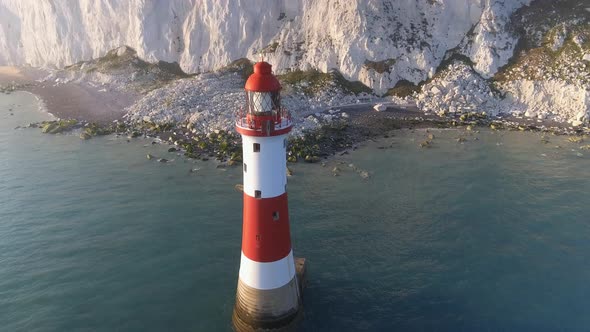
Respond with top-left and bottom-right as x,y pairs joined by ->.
264,120 -> 271,136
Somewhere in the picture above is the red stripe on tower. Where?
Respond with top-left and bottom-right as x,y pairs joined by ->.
242,193 -> 292,263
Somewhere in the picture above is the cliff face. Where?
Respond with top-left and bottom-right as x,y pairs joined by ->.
0,0 -> 528,93
2,0 -> 588,124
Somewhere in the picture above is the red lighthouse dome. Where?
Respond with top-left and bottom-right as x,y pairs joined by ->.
245,62 -> 281,92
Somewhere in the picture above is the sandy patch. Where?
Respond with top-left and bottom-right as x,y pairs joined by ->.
23,83 -> 138,124
1,66 -> 137,123
0,66 -> 28,84
0,66 -> 24,78
0,66 -> 49,85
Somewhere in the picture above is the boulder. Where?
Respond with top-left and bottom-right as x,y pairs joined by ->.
373,103 -> 387,112
524,109 -> 536,118
575,110 -> 588,122
568,136 -> 583,143
331,166 -> 341,176
128,131 -> 142,138
419,140 -> 431,148
571,120 -> 583,127
41,122 -> 60,134
304,155 -> 320,163
359,170 -> 370,179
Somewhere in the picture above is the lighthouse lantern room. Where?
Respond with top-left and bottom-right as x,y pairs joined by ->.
232,61 -> 302,331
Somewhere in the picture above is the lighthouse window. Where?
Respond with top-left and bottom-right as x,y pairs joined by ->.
255,190 -> 262,198
283,138 -> 287,148
248,92 -> 274,114
273,211 -> 280,221
243,163 -> 247,173
253,143 -> 260,152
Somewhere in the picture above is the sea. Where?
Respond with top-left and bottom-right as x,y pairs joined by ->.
1,91 -> 590,332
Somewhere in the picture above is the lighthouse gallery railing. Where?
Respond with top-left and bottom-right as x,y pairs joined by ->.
236,107 -> 292,133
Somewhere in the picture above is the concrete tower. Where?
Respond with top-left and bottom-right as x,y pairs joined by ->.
232,61 -> 302,331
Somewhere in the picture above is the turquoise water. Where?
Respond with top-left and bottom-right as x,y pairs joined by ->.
1,91 -> 590,331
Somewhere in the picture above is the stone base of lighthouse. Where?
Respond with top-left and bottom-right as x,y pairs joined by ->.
232,258 -> 307,332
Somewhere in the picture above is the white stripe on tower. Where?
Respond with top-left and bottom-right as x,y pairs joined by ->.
241,134 -> 287,199
239,250 -> 295,290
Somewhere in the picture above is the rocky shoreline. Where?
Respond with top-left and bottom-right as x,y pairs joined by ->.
2,61 -> 589,167
13,100 -> 590,168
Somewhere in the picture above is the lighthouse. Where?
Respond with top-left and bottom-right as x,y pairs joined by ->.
232,61 -> 302,331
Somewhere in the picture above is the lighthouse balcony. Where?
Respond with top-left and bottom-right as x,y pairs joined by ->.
236,108 -> 292,137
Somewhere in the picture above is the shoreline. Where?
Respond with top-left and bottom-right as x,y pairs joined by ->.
2,66 -> 589,164
19,90 -> 56,119
0,66 -> 137,124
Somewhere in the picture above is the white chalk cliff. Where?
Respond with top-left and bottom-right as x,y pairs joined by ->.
1,0 -> 589,124
0,0 -> 527,91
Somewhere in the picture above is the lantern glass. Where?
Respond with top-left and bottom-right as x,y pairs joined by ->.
247,91 -> 280,115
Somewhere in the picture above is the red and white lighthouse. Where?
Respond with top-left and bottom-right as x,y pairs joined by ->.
232,62 -> 302,331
